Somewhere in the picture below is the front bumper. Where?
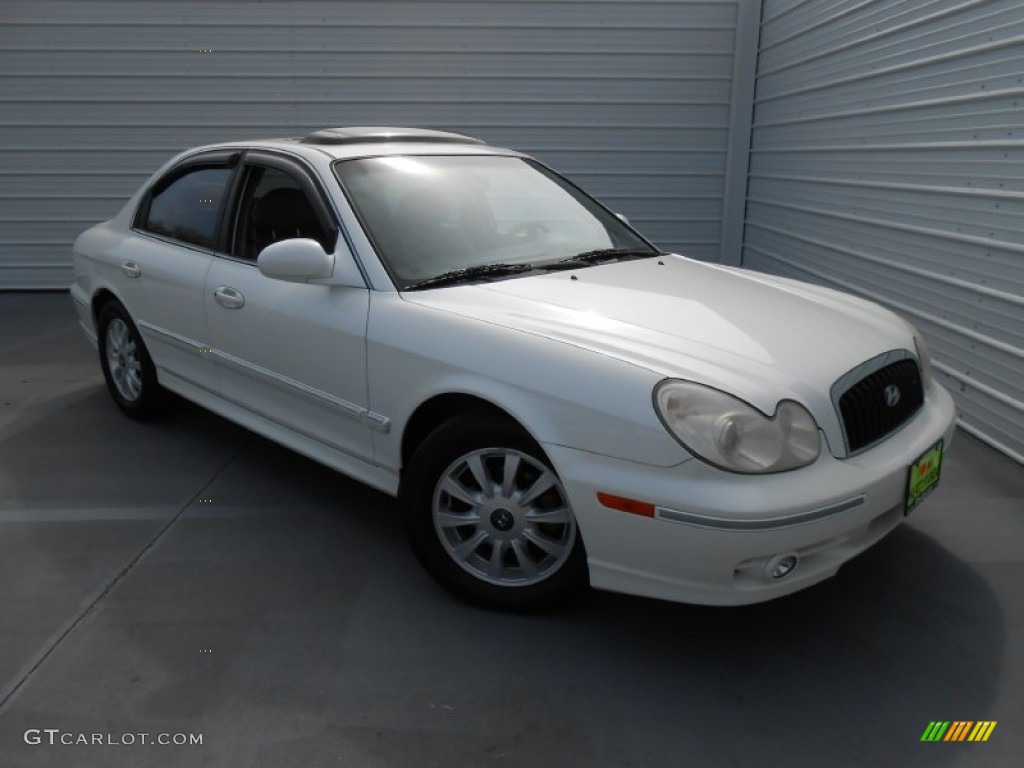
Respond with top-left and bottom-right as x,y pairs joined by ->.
546,380 -> 957,605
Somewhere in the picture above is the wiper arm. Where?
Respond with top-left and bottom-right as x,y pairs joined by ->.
404,262 -> 535,291
404,249 -> 659,288
543,248 -> 659,269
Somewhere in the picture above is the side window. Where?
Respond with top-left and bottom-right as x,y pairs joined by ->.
142,167 -> 232,249
233,166 -> 330,261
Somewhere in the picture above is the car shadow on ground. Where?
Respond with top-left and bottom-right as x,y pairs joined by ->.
0,386 -> 1007,768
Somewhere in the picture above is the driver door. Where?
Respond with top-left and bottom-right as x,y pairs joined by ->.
204,152 -> 373,463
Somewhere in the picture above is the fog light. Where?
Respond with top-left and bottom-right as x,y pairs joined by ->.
766,553 -> 799,580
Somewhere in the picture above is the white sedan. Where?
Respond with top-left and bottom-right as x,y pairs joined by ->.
71,127 -> 957,610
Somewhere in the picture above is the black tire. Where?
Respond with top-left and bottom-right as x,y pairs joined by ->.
96,301 -> 164,419
402,413 -> 588,611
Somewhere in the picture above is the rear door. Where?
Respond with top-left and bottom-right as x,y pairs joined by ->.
122,151 -> 239,392
204,152 -> 374,462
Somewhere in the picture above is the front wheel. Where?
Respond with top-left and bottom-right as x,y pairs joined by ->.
403,414 -> 588,610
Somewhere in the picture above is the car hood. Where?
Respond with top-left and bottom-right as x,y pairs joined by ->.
401,255 -> 912,418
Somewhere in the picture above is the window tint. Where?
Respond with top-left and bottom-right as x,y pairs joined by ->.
143,167 -> 232,249
233,166 -> 329,261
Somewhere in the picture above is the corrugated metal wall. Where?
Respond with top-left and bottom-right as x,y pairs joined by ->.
744,0 -> 1024,463
0,0 -> 740,289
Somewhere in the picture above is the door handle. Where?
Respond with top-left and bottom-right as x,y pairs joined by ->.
213,286 -> 245,310
120,260 -> 141,278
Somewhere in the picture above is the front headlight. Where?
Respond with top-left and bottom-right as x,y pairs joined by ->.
654,380 -> 821,473
913,332 -> 933,386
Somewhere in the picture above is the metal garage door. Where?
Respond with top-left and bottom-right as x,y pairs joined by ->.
0,0 -> 740,289
743,0 -> 1024,462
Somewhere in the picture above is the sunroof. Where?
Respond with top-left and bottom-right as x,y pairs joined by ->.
301,127 -> 484,146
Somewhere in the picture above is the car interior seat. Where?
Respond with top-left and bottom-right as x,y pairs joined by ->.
249,187 -> 325,259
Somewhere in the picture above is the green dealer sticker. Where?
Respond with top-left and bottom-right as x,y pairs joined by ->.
906,440 -> 943,515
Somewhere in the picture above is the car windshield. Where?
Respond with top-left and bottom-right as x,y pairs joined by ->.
333,155 -> 657,289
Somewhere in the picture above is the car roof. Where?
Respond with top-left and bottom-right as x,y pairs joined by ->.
192,126 -> 522,163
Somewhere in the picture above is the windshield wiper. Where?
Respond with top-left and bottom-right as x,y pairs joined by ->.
404,262 -> 536,291
542,248 -> 659,269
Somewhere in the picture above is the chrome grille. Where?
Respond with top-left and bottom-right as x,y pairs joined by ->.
838,359 -> 924,453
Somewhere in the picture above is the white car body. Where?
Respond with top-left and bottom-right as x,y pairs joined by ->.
71,127 -> 957,607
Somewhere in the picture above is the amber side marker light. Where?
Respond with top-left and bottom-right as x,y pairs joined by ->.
597,492 -> 656,517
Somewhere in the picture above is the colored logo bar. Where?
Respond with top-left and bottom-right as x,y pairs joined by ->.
921,721 -> 997,742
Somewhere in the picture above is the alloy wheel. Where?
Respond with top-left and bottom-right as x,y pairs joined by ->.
105,317 -> 144,402
432,447 -> 576,587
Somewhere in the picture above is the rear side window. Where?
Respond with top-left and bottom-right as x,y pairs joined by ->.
142,167 -> 233,249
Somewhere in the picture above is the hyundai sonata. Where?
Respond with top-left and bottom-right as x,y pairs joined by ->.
71,127 -> 957,610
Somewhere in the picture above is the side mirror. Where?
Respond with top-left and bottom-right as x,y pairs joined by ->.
257,237 -> 364,288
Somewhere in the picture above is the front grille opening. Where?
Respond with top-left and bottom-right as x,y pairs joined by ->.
839,359 -> 923,453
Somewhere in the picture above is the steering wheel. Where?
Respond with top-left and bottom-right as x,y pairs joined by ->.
505,222 -> 548,243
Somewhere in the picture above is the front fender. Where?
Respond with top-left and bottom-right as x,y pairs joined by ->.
366,293 -> 689,473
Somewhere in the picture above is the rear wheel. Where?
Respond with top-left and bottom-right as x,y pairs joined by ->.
97,301 -> 163,419
403,414 -> 587,610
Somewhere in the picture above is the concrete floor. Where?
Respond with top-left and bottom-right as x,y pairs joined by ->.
0,292 -> 1021,768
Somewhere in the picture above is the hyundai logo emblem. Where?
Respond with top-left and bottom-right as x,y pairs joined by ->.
884,384 -> 902,408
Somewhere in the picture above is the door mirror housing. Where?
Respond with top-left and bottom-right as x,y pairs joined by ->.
257,237 -> 364,288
